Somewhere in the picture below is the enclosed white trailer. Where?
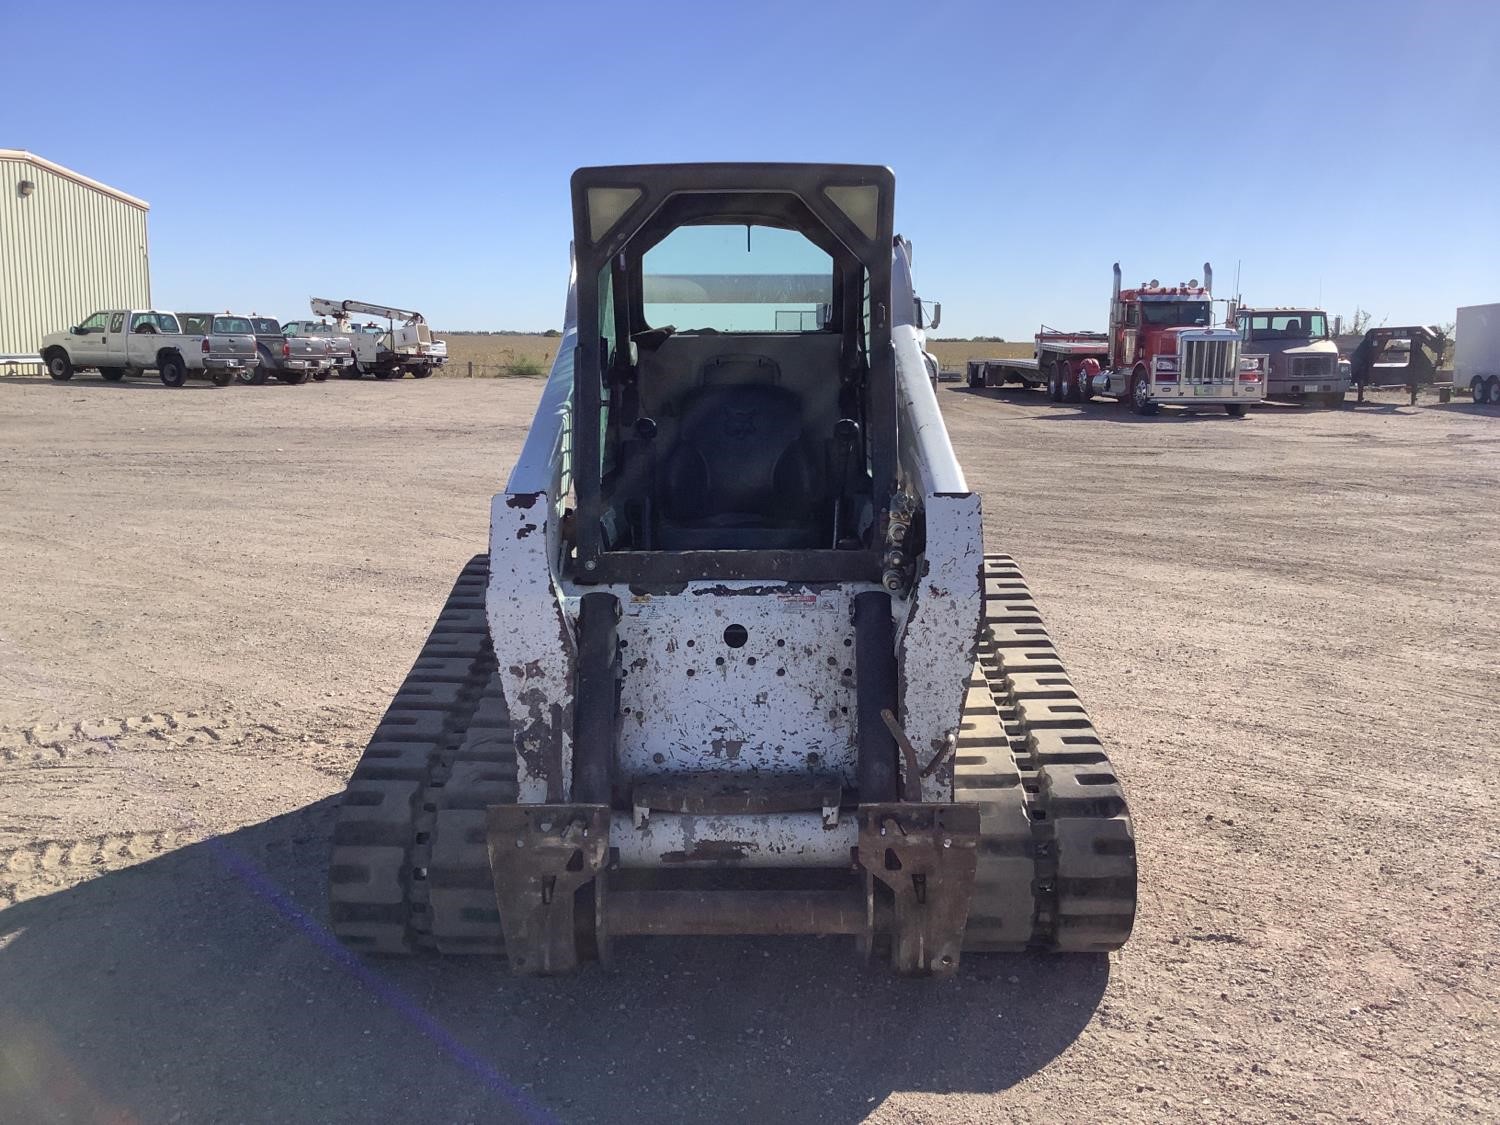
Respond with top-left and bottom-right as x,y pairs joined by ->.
1456,303 -> 1500,405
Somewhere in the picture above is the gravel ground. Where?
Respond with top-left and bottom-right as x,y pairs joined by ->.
0,373 -> 1495,1124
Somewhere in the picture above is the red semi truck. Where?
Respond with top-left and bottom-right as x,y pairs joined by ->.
967,263 -> 1268,416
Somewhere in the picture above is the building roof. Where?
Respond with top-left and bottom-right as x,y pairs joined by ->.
0,149 -> 149,211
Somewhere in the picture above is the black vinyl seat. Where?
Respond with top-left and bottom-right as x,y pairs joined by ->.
657,383 -> 821,550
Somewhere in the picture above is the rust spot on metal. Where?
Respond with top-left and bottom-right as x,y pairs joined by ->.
927,584 -> 949,598
517,523 -> 538,539
709,733 -> 746,761
660,840 -> 754,864
506,493 -> 539,509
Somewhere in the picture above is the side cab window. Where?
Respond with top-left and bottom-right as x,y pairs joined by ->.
77,312 -> 108,334
109,312 -> 125,333
1123,304 -> 1140,328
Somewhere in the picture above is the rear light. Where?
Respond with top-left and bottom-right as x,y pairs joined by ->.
282,341 -> 291,359
201,337 -> 211,354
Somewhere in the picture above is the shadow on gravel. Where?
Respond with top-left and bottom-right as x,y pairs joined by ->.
0,800 -> 1106,1124
947,384 -> 1246,422
0,374 -> 227,391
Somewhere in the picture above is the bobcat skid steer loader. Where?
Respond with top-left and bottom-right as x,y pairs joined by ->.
329,164 -> 1136,975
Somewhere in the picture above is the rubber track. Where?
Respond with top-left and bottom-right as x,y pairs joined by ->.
328,555 -> 516,954
954,553 -> 1138,952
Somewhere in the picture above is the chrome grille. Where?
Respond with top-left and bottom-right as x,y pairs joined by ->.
1183,338 -> 1237,383
1291,355 -> 1335,379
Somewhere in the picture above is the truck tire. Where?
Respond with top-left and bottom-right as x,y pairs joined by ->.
1485,376 -> 1500,406
212,371 -> 232,387
99,367 -> 125,382
45,350 -> 74,381
372,368 -> 395,381
1130,368 -> 1157,415
1047,364 -> 1064,402
159,355 -> 187,388
412,365 -> 433,379
312,369 -> 329,382
1224,404 -> 1246,417
342,361 -> 362,380
1062,364 -> 1082,403
241,364 -> 269,386
278,369 -> 309,385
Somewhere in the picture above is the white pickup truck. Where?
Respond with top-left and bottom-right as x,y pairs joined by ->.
41,310 -> 257,387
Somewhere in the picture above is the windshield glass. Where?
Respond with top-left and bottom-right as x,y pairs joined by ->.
643,224 -> 832,333
1247,313 -> 1328,340
251,318 -> 281,334
1139,300 -> 1211,327
215,316 -> 253,334
178,314 -> 211,333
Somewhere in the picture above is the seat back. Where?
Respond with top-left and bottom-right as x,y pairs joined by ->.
662,383 -> 814,528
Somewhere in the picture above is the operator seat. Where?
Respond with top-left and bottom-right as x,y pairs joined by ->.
1283,318 -> 1301,335
657,382 -> 820,550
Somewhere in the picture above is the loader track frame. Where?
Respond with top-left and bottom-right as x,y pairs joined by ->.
328,554 -> 1136,963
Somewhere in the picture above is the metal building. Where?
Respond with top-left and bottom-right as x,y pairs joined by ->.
1,149 -> 150,366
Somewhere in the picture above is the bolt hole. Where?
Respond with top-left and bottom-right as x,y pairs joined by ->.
686,639 -> 695,648
807,752 -> 821,766
652,752 -> 665,764
776,668 -> 786,677
776,639 -> 786,648
715,656 -> 725,666
843,638 -> 853,647
723,624 -> 749,648
747,657 -> 756,666
686,668 -> 695,677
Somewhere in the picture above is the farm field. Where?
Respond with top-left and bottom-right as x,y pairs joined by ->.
0,374 -> 1495,1123
433,332 -> 1032,377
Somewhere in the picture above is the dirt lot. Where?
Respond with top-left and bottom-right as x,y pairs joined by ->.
0,373 -> 1495,1124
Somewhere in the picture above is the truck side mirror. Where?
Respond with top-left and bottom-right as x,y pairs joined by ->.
927,302 -> 941,331
68,326 -> 80,335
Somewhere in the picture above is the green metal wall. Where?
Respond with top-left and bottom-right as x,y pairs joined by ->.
0,154 -> 150,363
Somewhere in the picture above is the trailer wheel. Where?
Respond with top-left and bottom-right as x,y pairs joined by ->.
1130,368 -> 1157,415
1483,376 -> 1500,405
45,350 -> 74,381
1224,404 -> 1246,417
99,367 -> 125,382
159,355 -> 187,388
1047,364 -> 1063,402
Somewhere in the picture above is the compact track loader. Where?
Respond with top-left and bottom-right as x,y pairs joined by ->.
329,164 -> 1136,975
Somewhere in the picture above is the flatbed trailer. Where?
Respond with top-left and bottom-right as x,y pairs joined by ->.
966,330 -> 1109,391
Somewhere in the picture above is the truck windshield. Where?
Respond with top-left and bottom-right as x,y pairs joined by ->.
1139,301 -> 1211,327
642,224 -> 833,333
1246,313 -> 1328,340
179,314 -> 211,333
215,317 -> 253,334
252,318 -> 281,334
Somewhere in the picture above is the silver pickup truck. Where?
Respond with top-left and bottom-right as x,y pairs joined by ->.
177,314 -> 261,383
244,316 -> 331,385
280,319 -> 355,376
41,309 -> 255,387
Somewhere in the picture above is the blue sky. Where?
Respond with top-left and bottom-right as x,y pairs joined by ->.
6,0 -> 1497,337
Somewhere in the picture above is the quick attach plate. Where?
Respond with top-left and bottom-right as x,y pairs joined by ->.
485,804 -> 610,975
857,803 -> 981,976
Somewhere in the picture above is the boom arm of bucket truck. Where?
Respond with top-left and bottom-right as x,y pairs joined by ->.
308,298 -> 427,325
